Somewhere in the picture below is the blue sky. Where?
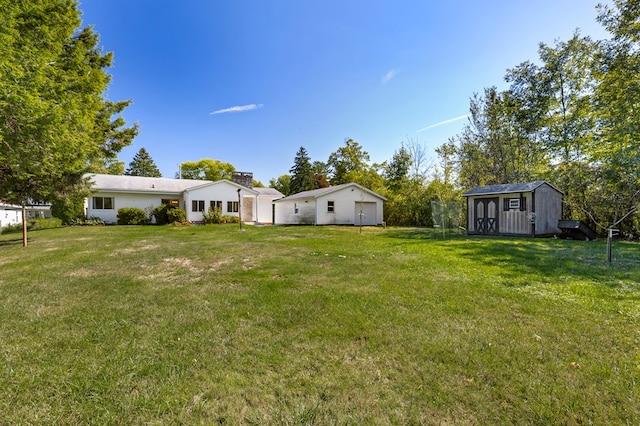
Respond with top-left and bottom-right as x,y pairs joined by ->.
79,0 -> 611,184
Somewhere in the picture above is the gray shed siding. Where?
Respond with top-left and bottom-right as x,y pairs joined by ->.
464,182 -> 562,237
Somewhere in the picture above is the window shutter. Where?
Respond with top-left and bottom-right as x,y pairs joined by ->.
503,198 -> 509,211
520,195 -> 527,211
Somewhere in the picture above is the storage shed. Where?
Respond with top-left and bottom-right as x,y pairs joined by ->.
273,182 -> 386,226
463,181 -> 563,237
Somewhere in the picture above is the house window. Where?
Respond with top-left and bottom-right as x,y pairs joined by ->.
161,199 -> 180,207
508,198 -> 520,210
210,200 -> 222,210
192,200 -> 205,212
327,200 -> 335,213
93,197 -> 114,210
227,201 -> 239,213
294,203 -> 299,214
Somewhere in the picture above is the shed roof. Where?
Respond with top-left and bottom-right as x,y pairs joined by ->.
463,181 -> 562,197
274,182 -> 387,202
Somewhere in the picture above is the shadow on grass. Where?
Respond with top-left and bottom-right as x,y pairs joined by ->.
387,228 -> 640,291
0,237 -> 26,247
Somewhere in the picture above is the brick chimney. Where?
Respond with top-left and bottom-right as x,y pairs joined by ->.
232,172 -> 253,188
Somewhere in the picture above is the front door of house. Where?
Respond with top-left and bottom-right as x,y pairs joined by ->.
474,197 -> 499,235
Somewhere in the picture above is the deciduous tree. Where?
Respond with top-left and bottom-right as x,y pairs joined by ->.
178,159 -> 235,181
0,0 -> 137,245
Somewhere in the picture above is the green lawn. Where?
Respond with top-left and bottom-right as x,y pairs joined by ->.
1,225 -> 639,424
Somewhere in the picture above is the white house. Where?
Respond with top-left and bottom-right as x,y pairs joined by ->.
1,202 -> 52,229
0,203 -> 21,229
273,183 -> 386,226
85,174 -> 283,224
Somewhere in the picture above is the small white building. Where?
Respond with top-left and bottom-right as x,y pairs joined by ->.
85,174 -> 283,224
1,202 -> 52,229
273,183 -> 386,226
0,203 -> 21,229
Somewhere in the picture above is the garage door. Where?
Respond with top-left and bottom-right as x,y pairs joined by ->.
354,202 -> 377,226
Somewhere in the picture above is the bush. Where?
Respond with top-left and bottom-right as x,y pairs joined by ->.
51,198 -> 85,224
152,204 -> 172,225
117,207 -> 149,225
28,217 -> 62,230
68,216 -> 105,226
219,215 -> 240,224
1,218 -> 63,234
202,207 -> 222,224
152,204 -> 186,225
1,223 -> 23,234
167,208 -> 186,224
201,207 -> 240,224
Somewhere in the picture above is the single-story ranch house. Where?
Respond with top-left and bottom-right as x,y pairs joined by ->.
463,181 -> 563,237
273,182 -> 386,226
85,173 -> 283,224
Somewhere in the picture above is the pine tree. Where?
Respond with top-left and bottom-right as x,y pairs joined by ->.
289,147 -> 315,194
125,148 -> 162,177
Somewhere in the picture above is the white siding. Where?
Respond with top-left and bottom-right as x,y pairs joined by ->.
316,187 -> 383,225
275,198 -> 317,225
86,192 -> 170,224
185,182 -> 256,223
0,207 -> 21,229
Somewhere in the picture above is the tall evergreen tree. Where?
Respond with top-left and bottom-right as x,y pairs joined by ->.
0,0 -> 137,245
289,146 -> 315,194
125,147 -> 162,177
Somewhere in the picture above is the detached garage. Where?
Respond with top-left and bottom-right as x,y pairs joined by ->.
273,182 -> 386,226
463,181 -> 563,237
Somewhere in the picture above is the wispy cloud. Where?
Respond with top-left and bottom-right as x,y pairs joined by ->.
210,103 -> 263,115
382,69 -> 399,84
416,114 -> 470,133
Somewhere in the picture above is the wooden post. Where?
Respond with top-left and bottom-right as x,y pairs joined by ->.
237,189 -> 242,230
607,228 -> 619,263
21,204 -> 27,247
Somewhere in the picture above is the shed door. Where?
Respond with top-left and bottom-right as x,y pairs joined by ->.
474,198 -> 499,235
355,202 -> 376,226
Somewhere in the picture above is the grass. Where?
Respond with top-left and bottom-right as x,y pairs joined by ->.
1,225 -> 639,424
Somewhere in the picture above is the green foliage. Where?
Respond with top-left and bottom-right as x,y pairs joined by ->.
117,207 -> 149,225
443,5 -> 640,237
327,138 -> 374,185
1,226 -> 639,423
383,145 -> 412,191
50,184 -> 89,224
2,218 -> 62,234
270,174 -> 292,196
201,206 -> 222,224
178,159 -> 235,180
125,147 -> 162,177
166,208 -> 186,224
201,206 -> 240,224
289,146 -> 315,194
152,204 -> 183,225
28,217 -> 62,230
0,1 -> 137,245
1,223 -> 23,234
68,216 -> 105,226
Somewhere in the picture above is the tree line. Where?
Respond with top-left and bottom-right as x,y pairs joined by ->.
3,1 -> 638,239
439,0 -> 640,236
